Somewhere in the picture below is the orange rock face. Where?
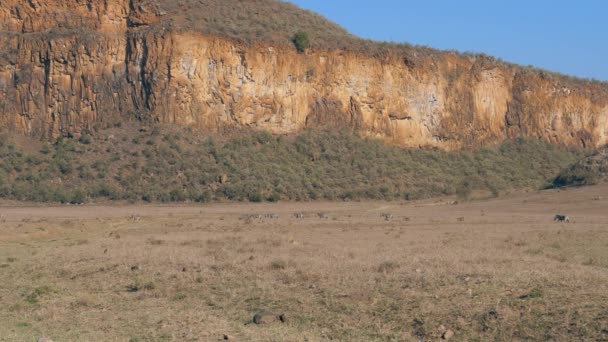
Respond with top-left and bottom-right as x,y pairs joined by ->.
0,0 -> 607,149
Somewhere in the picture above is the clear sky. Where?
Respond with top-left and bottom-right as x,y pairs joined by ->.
289,0 -> 607,81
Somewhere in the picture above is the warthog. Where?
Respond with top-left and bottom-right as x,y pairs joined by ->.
554,214 -> 570,223
263,213 -> 279,219
381,213 -> 393,221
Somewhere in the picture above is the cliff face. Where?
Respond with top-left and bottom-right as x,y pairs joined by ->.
1,0 -> 607,149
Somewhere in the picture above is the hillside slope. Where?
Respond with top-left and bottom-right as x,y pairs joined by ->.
552,147 -> 608,187
0,126 -> 586,203
0,0 -> 607,149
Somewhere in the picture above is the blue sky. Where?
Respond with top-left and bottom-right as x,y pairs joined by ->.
289,0 -> 607,81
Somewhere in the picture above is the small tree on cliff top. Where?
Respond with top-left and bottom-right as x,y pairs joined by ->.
292,31 -> 310,52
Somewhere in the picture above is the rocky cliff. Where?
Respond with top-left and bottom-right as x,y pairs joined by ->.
1,0 -> 607,149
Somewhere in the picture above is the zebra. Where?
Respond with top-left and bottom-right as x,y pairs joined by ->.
554,214 -> 570,223
381,213 -> 393,221
317,212 -> 329,219
294,212 -> 305,219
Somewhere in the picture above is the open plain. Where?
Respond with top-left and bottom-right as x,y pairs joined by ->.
1,185 -> 608,341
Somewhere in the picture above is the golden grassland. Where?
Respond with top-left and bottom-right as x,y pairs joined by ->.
1,185 -> 608,341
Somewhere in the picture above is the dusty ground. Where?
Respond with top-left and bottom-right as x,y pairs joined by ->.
1,185 -> 608,341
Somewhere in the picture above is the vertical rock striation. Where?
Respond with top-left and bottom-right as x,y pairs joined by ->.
0,0 -> 606,149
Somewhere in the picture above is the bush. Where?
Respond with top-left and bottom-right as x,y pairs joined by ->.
248,192 -> 263,203
267,192 -> 281,202
0,126 -> 589,204
292,31 -> 310,52
79,133 -> 92,145
40,144 -> 52,155
70,190 -> 86,204
549,147 -> 606,188
169,189 -> 187,202
455,181 -> 473,200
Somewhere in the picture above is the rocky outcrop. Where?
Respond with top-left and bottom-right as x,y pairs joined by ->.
1,0 -> 607,149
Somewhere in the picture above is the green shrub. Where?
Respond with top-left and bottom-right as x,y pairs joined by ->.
292,31 -> 310,52
549,147 -> 606,188
267,192 -> 281,202
79,133 -> 92,145
40,143 -> 53,154
528,288 -> 543,298
248,192 -> 263,203
70,190 -> 86,204
169,189 -> 187,202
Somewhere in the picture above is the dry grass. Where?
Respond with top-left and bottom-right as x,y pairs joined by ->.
139,0 -> 608,87
1,185 -> 608,341
153,0 -> 356,50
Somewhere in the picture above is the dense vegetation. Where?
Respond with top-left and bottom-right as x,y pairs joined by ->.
0,125 -> 587,204
550,147 -> 608,187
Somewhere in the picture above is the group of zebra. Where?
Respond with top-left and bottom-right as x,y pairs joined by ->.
293,212 -> 329,220
243,212 -> 330,221
245,213 -> 280,220
125,212 -> 572,223
382,213 -> 571,223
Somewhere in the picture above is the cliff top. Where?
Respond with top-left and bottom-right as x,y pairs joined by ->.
0,0 -> 605,89
145,0 -> 605,87
151,0 -> 358,49
130,0 -> 432,54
